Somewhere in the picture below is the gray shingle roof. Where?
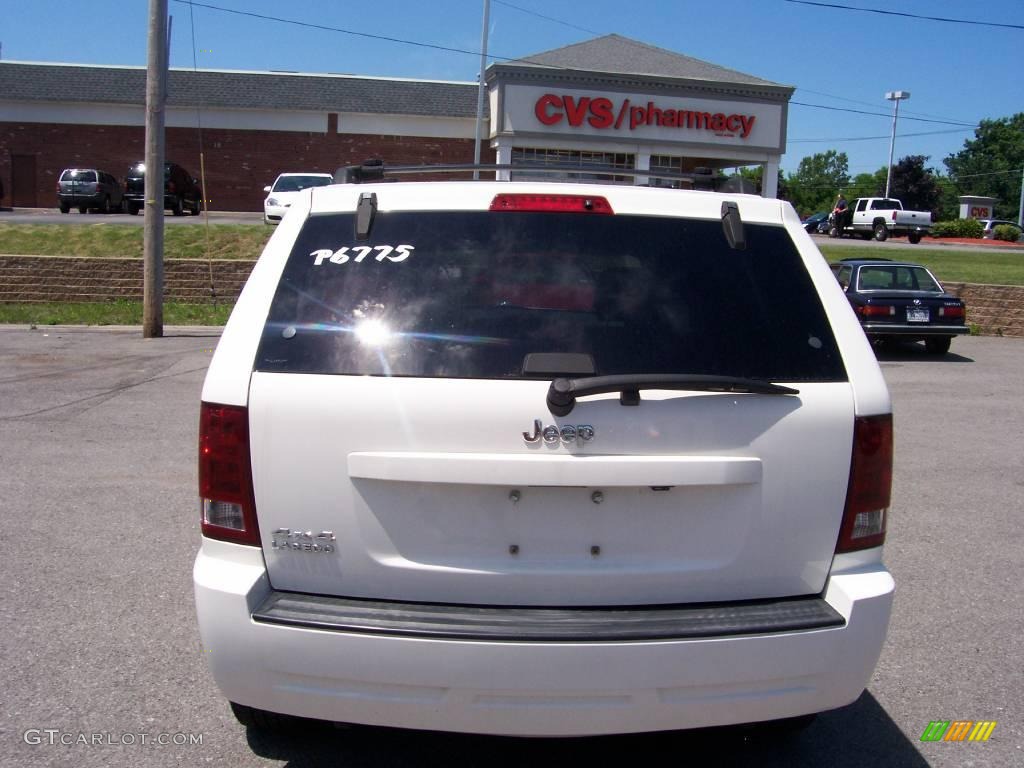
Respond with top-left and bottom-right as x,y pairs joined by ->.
503,34 -> 788,90
0,62 -> 481,118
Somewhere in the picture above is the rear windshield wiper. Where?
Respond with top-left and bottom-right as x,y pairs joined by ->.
546,374 -> 799,416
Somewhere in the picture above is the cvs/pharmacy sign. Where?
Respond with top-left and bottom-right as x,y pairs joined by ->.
534,93 -> 757,139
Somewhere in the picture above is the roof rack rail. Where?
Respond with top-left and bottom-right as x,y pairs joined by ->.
331,161 -> 727,187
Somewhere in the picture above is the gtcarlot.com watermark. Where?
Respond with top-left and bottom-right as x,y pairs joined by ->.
23,729 -> 203,747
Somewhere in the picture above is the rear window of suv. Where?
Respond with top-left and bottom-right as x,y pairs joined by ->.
61,170 -> 97,182
255,211 -> 847,382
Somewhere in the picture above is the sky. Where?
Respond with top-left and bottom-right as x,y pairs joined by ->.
2,0 -> 1022,178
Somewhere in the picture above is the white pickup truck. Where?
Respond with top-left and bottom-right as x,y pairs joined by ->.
831,197 -> 932,243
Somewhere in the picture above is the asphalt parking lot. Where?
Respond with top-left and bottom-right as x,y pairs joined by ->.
0,327 -> 1020,767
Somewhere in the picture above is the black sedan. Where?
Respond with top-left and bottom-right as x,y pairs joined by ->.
830,258 -> 968,354
802,211 -> 830,234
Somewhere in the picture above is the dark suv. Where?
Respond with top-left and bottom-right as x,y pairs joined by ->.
124,161 -> 203,216
57,168 -> 124,214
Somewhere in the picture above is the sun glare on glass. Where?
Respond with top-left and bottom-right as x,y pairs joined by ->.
354,319 -> 392,346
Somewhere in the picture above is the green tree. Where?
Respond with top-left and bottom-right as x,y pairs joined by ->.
735,165 -> 788,200
849,168 -> 887,199
933,173 -> 961,221
945,114 -> 1024,220
887,155 -> 942,215
786,150 -> 850,216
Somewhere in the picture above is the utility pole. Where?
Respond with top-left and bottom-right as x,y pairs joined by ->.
472,0 -> 490,180
1018,167 -> 1023,228
143,0 -> 169,338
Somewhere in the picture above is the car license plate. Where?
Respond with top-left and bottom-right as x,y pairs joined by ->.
907,308 -> 930,323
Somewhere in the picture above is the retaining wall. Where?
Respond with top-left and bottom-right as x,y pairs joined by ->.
0,255 -> 1021,337
0,255 -> 255,304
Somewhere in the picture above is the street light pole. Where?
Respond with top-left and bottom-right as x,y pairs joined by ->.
472,0 -> 490,181
884,90 -> 910,199
1018,166 -> 1023,228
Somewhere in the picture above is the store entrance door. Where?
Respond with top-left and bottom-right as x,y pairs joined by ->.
11,154 -> 38,208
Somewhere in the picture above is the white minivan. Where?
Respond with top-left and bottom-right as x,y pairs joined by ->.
195,173 -> 894,737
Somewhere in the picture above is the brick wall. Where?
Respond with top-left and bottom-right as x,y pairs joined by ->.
0,255 -> 256,303
1,256 -> 1021,337
944,282 -> 1024,337
0,121 -> 490,212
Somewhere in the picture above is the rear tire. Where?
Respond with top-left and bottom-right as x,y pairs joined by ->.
100,196 -> 110,214
190,198 -> 202,216
79,206 -> 88,214
171,198 -> 184,216
60,204 -> 70,214
873,223 -> 889,242
908,232 -> 922,244
127,202 -> 139,216
925,337 -> 952,355
737,714 -> 817,742
229,702 -> 298,731
828,226 -> 839,238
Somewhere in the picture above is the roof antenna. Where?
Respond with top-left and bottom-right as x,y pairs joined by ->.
721,201 -> 746,251
355,192 -> 377,240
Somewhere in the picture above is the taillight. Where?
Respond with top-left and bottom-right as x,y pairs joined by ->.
836,415 -> 892,553
489,193 -> 613,214
198,402 -> 260,545
857,304 -> 895,317
892,211 -> 897,221
939,305 -> 964,318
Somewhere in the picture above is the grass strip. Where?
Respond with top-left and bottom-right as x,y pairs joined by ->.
817,246 -> 1024,286
0,301 -> 233,326
2,223 -> 1022,284
0,223 -> 270,260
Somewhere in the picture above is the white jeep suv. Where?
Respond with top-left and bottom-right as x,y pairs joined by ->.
195,175 -> 894,737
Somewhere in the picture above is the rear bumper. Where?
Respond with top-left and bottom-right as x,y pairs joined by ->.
58,192 -> 104,206
252,591 -> 845,641
194,539 -> 894,736
122,193 -> 191,210
862,323 -> 969,337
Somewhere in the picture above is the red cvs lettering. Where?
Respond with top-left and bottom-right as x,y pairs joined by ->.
535,94 -> 563,126
588,98 -> 613,129
562,96 -> 590,127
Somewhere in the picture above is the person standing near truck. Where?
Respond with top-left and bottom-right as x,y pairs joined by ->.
827,192 -> 851,234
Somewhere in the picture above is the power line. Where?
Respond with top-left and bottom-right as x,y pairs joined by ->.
172,0 -> 572,71
790,127 -> 977,143
790,100 -> 978,127
781,0 -> 1024,31
794,86 -> 977,126
783,169 -> 1024,190
493,0 -> 602,36
174,0 -> 488,59
951,168 -> 1024,180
